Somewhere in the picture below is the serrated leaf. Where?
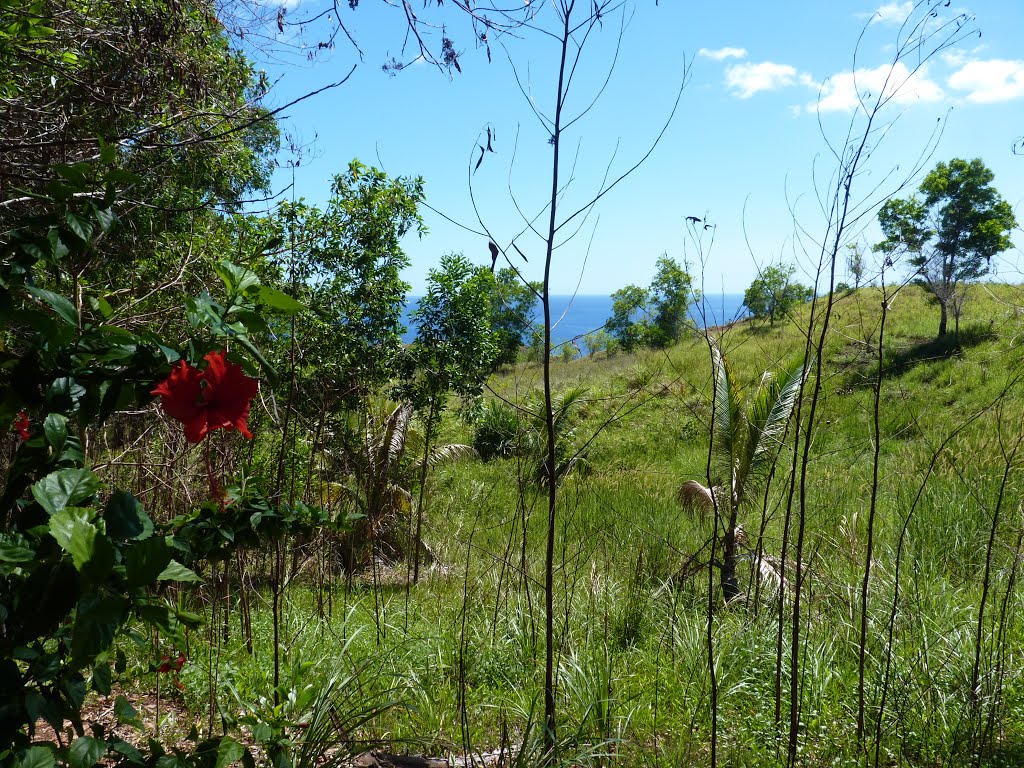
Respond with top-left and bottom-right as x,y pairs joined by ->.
47,229 -> 69,260
95,206 -> 116,233
46,377 -> 86,413
0,533 -> 35,563
85,294 -> 113,318
26,286 -> 79,326
33,468 -> 99,516
68,735 -> 106,768
157,560 -> 202,583
109,740 -> 143,764
216,736 -> 245,768
64,211 -> 94,244
49,507 -> 97,570
18,746 -> 55,768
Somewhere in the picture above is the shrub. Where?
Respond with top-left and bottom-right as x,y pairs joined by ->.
473,400 -> 522,461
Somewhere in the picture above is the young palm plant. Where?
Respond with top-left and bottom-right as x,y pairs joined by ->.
681,347 -> 805,602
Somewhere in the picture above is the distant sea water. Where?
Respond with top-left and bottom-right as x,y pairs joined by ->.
401,294 -> 747,352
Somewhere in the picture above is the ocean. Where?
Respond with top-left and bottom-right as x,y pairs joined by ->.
401,293 -> 747,352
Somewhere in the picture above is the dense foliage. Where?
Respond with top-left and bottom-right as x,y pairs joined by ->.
606,255 -> 695,351
742,263 -> 814,326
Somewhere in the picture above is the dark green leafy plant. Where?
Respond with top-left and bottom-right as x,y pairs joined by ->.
0,164 -> 314,766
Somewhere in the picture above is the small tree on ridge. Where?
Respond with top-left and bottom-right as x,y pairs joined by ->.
874,157 -> 1016,339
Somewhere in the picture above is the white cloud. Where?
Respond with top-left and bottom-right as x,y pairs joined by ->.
948,59 -> 1024,103
698,46 -> 748,61
813,62 -> 944,112
725,61 -> 803,98
871,2 -> 913,24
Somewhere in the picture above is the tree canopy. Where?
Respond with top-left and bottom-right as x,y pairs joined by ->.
606,255 -> 695,351
874,158 -> 1016,338
742,263 -> 813,326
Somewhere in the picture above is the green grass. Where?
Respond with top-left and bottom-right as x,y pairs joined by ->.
121,283 -> 1024,767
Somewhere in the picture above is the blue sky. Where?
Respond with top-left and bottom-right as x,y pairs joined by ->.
258,0 -> 1024,296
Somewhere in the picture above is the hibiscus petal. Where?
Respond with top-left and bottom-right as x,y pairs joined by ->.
152,361 -> 203,425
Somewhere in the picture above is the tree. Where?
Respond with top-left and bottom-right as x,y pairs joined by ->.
680,349 -> 805,603
648,254 -> 697,347
489,267 -> 541,367
606,255 -> 695,351
742,263 -> 813,326
606,283 -> 649,353
874,158 -> 1016,339
277,161 -> 425,405
405,253 -> 498,581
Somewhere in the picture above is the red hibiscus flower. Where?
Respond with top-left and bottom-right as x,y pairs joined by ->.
12,411 -> 29,441
157,652 -> 187,674
151,350 -> 259,443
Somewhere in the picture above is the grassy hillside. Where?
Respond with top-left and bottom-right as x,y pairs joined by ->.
150,283 -> 1024,767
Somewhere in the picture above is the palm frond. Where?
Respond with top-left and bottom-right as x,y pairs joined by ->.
747,359 -> 806,483
711,346 -> 745,488
677,480 -> 717,518
428,442 -> 479,464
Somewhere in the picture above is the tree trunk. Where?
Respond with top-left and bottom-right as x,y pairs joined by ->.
938,298 -> 948,337
721,507 -> 741,603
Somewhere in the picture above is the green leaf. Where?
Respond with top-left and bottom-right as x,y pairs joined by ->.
215,261 -> 260,295
71,594 -> 129,667
94,207 -> 116,233
234,335 -> 277,383
47,228 -> 70,261
85,294 -> 114,319
64,211 -> 94,244
114,695 -> 143,729
125,537 -> 173,588
43,413 -> 68,454
68,735 -> 106,768
215,737 -> 245,768
49,507 -> 98,570
104,492 -> 153,542
0,533 -> 35,563
81,531 -> 115,583
33,468 -> 99,516
18,746 -> 56,768
157,560 -> 202,583
253,286 -> 304,314
26,286 -> 79,326
46,377 -> 86,413
92,661 -> 112,695
108,740 -> 144,764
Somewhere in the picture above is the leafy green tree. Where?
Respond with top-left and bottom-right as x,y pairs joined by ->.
648,254 -> 696,347
680,348 -> 805,602
489,267 -> 541,367
606,256 -> 695,351
405,253 -> 498,580
874,158 -> 1016,338
742,263 -> 813,326
606,283 -> 650,352
275,162 -> 425,406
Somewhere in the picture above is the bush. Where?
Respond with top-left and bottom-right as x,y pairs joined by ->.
473,400 -> 522,460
